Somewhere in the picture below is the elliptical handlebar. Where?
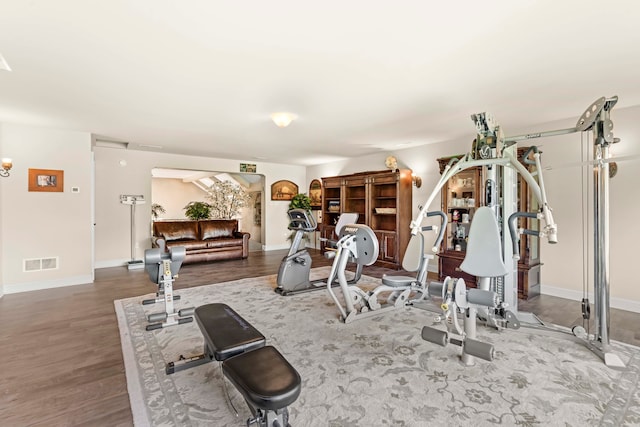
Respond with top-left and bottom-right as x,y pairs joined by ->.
287,208 -> 317,232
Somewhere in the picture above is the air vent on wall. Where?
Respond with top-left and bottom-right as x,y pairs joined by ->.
94,139 -> 129,149
23,257 -> 59,272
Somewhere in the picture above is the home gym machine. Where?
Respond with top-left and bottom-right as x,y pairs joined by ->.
275,209 -> 361,296
143,244 -> 194,331
412,95 -> 624,368
325,212 -> 446,323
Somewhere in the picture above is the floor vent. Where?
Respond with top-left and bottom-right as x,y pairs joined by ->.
24,257 -> 59,272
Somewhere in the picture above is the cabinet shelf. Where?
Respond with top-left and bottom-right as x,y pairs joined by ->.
321,169 -> 412,268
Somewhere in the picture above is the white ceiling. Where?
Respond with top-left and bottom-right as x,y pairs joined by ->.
1,1 -> 639,166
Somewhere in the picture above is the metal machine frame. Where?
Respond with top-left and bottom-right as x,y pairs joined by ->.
412,96 -> 624,368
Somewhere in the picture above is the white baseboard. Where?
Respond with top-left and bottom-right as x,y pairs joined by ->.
95,259 -> 130,269
4,274 -> 94,294
423,264 -> 640,314
262,244 -> 290,251
540,284 -> 640,314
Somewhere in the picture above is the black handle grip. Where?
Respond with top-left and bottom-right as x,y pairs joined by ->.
522,146 -> 540,165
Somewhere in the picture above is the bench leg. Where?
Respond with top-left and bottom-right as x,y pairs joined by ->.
166,342 -> 214,374
165,352 -> 212,374
247,407 -> 289,427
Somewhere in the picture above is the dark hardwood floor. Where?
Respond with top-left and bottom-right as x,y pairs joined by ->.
0,248 -> 637,426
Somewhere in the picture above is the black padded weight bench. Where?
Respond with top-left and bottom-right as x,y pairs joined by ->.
166,303 -> 301,427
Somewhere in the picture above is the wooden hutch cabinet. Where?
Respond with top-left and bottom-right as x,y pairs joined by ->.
320,169 -> 412,269
436,148 -> 541,299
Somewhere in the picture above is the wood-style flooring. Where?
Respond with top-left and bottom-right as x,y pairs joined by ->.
0,249 -> 638,426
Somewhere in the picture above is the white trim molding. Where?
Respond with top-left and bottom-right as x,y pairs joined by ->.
541,284 -> 640,314
4,274 -> 94,294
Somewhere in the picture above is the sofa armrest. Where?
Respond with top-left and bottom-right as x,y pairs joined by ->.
234,231 -> 251,258
153,237 -> 167,252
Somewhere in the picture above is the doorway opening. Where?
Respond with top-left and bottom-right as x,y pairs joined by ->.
151,168 -> 265,251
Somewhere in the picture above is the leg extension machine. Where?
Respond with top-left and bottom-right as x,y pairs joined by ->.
143,245 -> 194,331
421,207 -> 518,364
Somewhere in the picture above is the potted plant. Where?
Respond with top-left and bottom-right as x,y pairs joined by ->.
183,201 -> 212,220
289,193 -> 312,211
206,181 -> 251,219
151,203 -> 166,220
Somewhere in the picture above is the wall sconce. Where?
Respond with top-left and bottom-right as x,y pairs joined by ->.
1,158 -> 12,177
412,173 -> 422,188
270,112 -> 298,128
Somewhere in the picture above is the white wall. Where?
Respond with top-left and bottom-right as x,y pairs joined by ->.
242,191 -> 264,248
307,105 -> 640,312
151,178 -> 210,220
0,123 -> 4,296
0,124 -> 93,293
94,147 -> 305,268
520,106 -> 640,311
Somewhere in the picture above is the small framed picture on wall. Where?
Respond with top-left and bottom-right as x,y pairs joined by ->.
309,179 -> 322,209
28,168 -> 64,192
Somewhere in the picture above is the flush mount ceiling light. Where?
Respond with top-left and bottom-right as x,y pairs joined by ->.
270,112 -> 297,128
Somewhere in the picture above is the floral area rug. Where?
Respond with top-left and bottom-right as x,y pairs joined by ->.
115,267 -> 640,426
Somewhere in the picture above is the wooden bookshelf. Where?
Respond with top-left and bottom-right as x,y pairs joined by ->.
320,169 -> 412,269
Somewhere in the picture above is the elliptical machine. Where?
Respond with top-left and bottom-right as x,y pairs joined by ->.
275,209 -> 361,296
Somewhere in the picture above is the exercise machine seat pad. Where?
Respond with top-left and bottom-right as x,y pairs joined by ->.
335,212 -> 359,236
195,303 -> 266,361
460,207 -> 508,278
223,345 -> 302,411
144,246 -> 186,283
381,232 -> 425,287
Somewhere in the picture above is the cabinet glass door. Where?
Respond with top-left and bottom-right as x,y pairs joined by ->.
444,169 -> 478,252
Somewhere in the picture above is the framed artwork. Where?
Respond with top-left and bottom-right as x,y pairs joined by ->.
28,168 -> 64,192
240,163 -> 257,173
270,180 -> 298,201
309,179 -> 322,209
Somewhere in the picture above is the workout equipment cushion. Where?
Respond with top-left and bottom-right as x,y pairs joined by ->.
223,346 -> 302,411
154,221 -> 199,241
195,303 -> 265,361
199,220 -> 237,240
